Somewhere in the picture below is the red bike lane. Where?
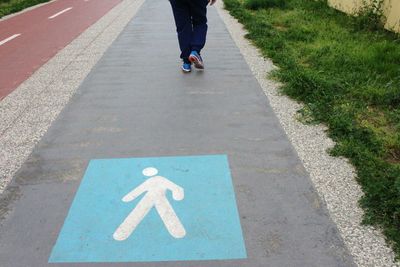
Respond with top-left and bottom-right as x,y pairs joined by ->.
0,0 -> 121,100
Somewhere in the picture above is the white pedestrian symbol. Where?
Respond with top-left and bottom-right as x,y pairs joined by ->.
113,167 -> 186,241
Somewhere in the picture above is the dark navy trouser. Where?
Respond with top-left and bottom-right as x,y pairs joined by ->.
169,0 -> 208,63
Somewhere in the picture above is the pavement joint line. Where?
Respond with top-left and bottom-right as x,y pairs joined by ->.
214,2 -> 399,266
48,7 -> 73,19
0,0 -> 146,193
0,34 -> 21,46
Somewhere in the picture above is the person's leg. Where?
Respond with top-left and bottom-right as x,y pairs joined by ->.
169,0 -> 192,63
189,0 -> 208,54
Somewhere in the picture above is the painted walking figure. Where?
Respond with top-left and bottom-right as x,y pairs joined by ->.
169,0 -> 217,73
113,167 -> 186,241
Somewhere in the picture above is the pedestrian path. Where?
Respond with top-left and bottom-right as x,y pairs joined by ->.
0,0 -> 355,266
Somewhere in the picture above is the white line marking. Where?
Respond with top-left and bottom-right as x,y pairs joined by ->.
0,34 -> 21,46
48,7 -> 72,19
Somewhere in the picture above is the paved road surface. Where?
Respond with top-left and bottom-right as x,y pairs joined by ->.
0,0 -> 121,99
0,0 -> 355,266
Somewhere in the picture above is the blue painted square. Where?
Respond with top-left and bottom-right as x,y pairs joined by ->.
49,155 -> 247,263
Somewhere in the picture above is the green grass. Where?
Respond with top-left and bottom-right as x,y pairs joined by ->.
223,0 -> 400,259
0,0 -> 50,18
244,0 -> 286,9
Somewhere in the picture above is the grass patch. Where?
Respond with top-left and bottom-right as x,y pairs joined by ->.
223,0 -> 400,259
0,0 -> 50,18
244,0 -> 286,10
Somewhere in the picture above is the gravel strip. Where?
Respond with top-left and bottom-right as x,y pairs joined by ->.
215,2 -> 399,266
0,0 -> 145,192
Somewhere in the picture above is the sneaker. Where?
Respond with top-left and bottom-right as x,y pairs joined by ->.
181,62 -> 192,73
189,51 -> 204,69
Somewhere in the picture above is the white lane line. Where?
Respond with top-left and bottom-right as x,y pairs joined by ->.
48,7 -> 72,19
0,34 -> 21,46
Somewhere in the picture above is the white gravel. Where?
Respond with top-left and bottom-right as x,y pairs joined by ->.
215,2 -> 399,266
0,0 -> 146,193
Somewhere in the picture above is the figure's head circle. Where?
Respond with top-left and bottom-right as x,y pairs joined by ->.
143,167 -> 158,177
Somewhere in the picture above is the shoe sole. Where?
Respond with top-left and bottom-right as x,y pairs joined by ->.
181,67 -> 191,73
189,55 -> 204,69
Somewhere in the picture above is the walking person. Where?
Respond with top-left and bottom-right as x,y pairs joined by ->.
169,0 -> 217,73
